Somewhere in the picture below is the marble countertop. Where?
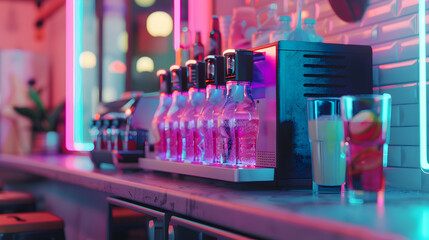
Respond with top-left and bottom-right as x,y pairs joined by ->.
0,154 -> 423,240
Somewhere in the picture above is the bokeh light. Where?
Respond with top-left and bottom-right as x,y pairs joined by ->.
136,56 -> 155,73
117,32 -> 128,53
79,51 -> 96,69
135,0 -> 155,7
109,60 -> 127,74
146,11 -> 173,37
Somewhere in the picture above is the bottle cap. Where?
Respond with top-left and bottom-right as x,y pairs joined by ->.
111,118 -> 125,128
170,65 -> 188,92
223,49 -> 253,82
205,55 -> 225,87
157,69 -> 172,95
103,119 -> 112,128
304,18 -> 316,24
186,60 -> 206,89
280,16 -> 291,22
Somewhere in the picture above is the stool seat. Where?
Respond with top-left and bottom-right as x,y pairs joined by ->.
0,212 -> 64,234
0,192 -> 34,205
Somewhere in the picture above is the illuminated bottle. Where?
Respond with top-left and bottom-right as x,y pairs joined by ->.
208,15 -> 222,55
176,27 -> 191,66
152,69 -> 173,159
219,49 -> 258,166
192,31 -> 204,61
196,55 -> 226,164
165,65 -> 188,161
180,60 -> 206,162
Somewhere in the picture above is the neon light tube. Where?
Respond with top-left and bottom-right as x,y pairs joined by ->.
174,0 -> 181,51
419,0 -> 428,171
66,0 -> 93,151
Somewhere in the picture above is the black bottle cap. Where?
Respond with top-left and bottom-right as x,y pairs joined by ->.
170,65 -> 188,92
111,118 -> 125,128
205,55 -> 225,87
103,119 -> 112,128
186,60 -> 206,89
223,49 -> 253,82
157,69 -> 172,95
95,119 -> 102,128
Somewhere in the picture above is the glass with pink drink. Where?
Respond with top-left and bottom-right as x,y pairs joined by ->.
340,94 -> 391,203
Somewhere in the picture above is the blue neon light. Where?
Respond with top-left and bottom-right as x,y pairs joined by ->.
419,0 -> 428,171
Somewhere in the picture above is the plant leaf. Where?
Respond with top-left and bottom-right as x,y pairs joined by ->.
13,107 -> 38,120
47,102 -> 65,131
14,107 -> 45,132
29,87 -> 46,118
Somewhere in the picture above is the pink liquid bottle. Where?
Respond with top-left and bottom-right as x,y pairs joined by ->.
165,65 -> 189,161
152,69 -> 173,159
180,60 -> 206,162
219,49 -> 258,166
196,55 -> 226,164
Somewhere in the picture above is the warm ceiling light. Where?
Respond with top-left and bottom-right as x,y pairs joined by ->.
135,0 -> 155,7
79,51 -> 96,69
136,56 -> 154,73
146,11 -> 173,37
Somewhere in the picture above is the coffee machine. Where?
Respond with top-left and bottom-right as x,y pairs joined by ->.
251,40 -> 372,187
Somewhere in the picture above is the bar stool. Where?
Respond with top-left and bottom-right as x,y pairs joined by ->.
0,212 -> 65,240
0,192 -> 36,214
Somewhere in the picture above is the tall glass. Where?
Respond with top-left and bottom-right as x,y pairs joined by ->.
341,94 -> 391,203
307,98 -> 345,193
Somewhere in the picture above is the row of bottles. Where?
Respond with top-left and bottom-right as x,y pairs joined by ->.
90,113 -> 147,152
152,50 -> 259,167
177,16 -> 222,66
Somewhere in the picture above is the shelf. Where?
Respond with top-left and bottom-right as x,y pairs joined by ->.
138,158 -> 275,182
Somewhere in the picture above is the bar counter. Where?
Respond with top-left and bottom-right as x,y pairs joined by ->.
0,154 -> 422,239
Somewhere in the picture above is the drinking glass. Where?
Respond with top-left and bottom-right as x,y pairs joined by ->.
307,98 -> 345,194
340,94 -> 391,203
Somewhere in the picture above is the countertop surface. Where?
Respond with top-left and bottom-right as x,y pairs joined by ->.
0,154 -> 425,240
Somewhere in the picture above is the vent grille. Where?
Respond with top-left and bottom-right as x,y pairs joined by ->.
301,53 -> 350,97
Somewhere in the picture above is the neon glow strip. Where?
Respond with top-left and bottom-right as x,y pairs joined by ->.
66,0 -> 93,151
419,0 -> 428,170
174,0 -> 181,51
65,0 -> 74,150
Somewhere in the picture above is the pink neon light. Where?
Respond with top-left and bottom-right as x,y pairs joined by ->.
379,59 -> 417,69
66,0 -> 74,151
174,0 -> 180,51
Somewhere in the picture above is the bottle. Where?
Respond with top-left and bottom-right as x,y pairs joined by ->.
102,119 -> 113,151
219,49 -> 259,166
196,55 -> 226,164
269,16 -> 292,42
288,0 -> 310,42
111,118 -> 121,151
192,31 -> 204,61
90,119 -> 100,150
208,15 -> 222,55
180,60 -> 206,162
303,18 -> 323,42
251,3 -> 279,47
176,27 -> 191,66
165,65 -> 189,161
152,70 -> 173,159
